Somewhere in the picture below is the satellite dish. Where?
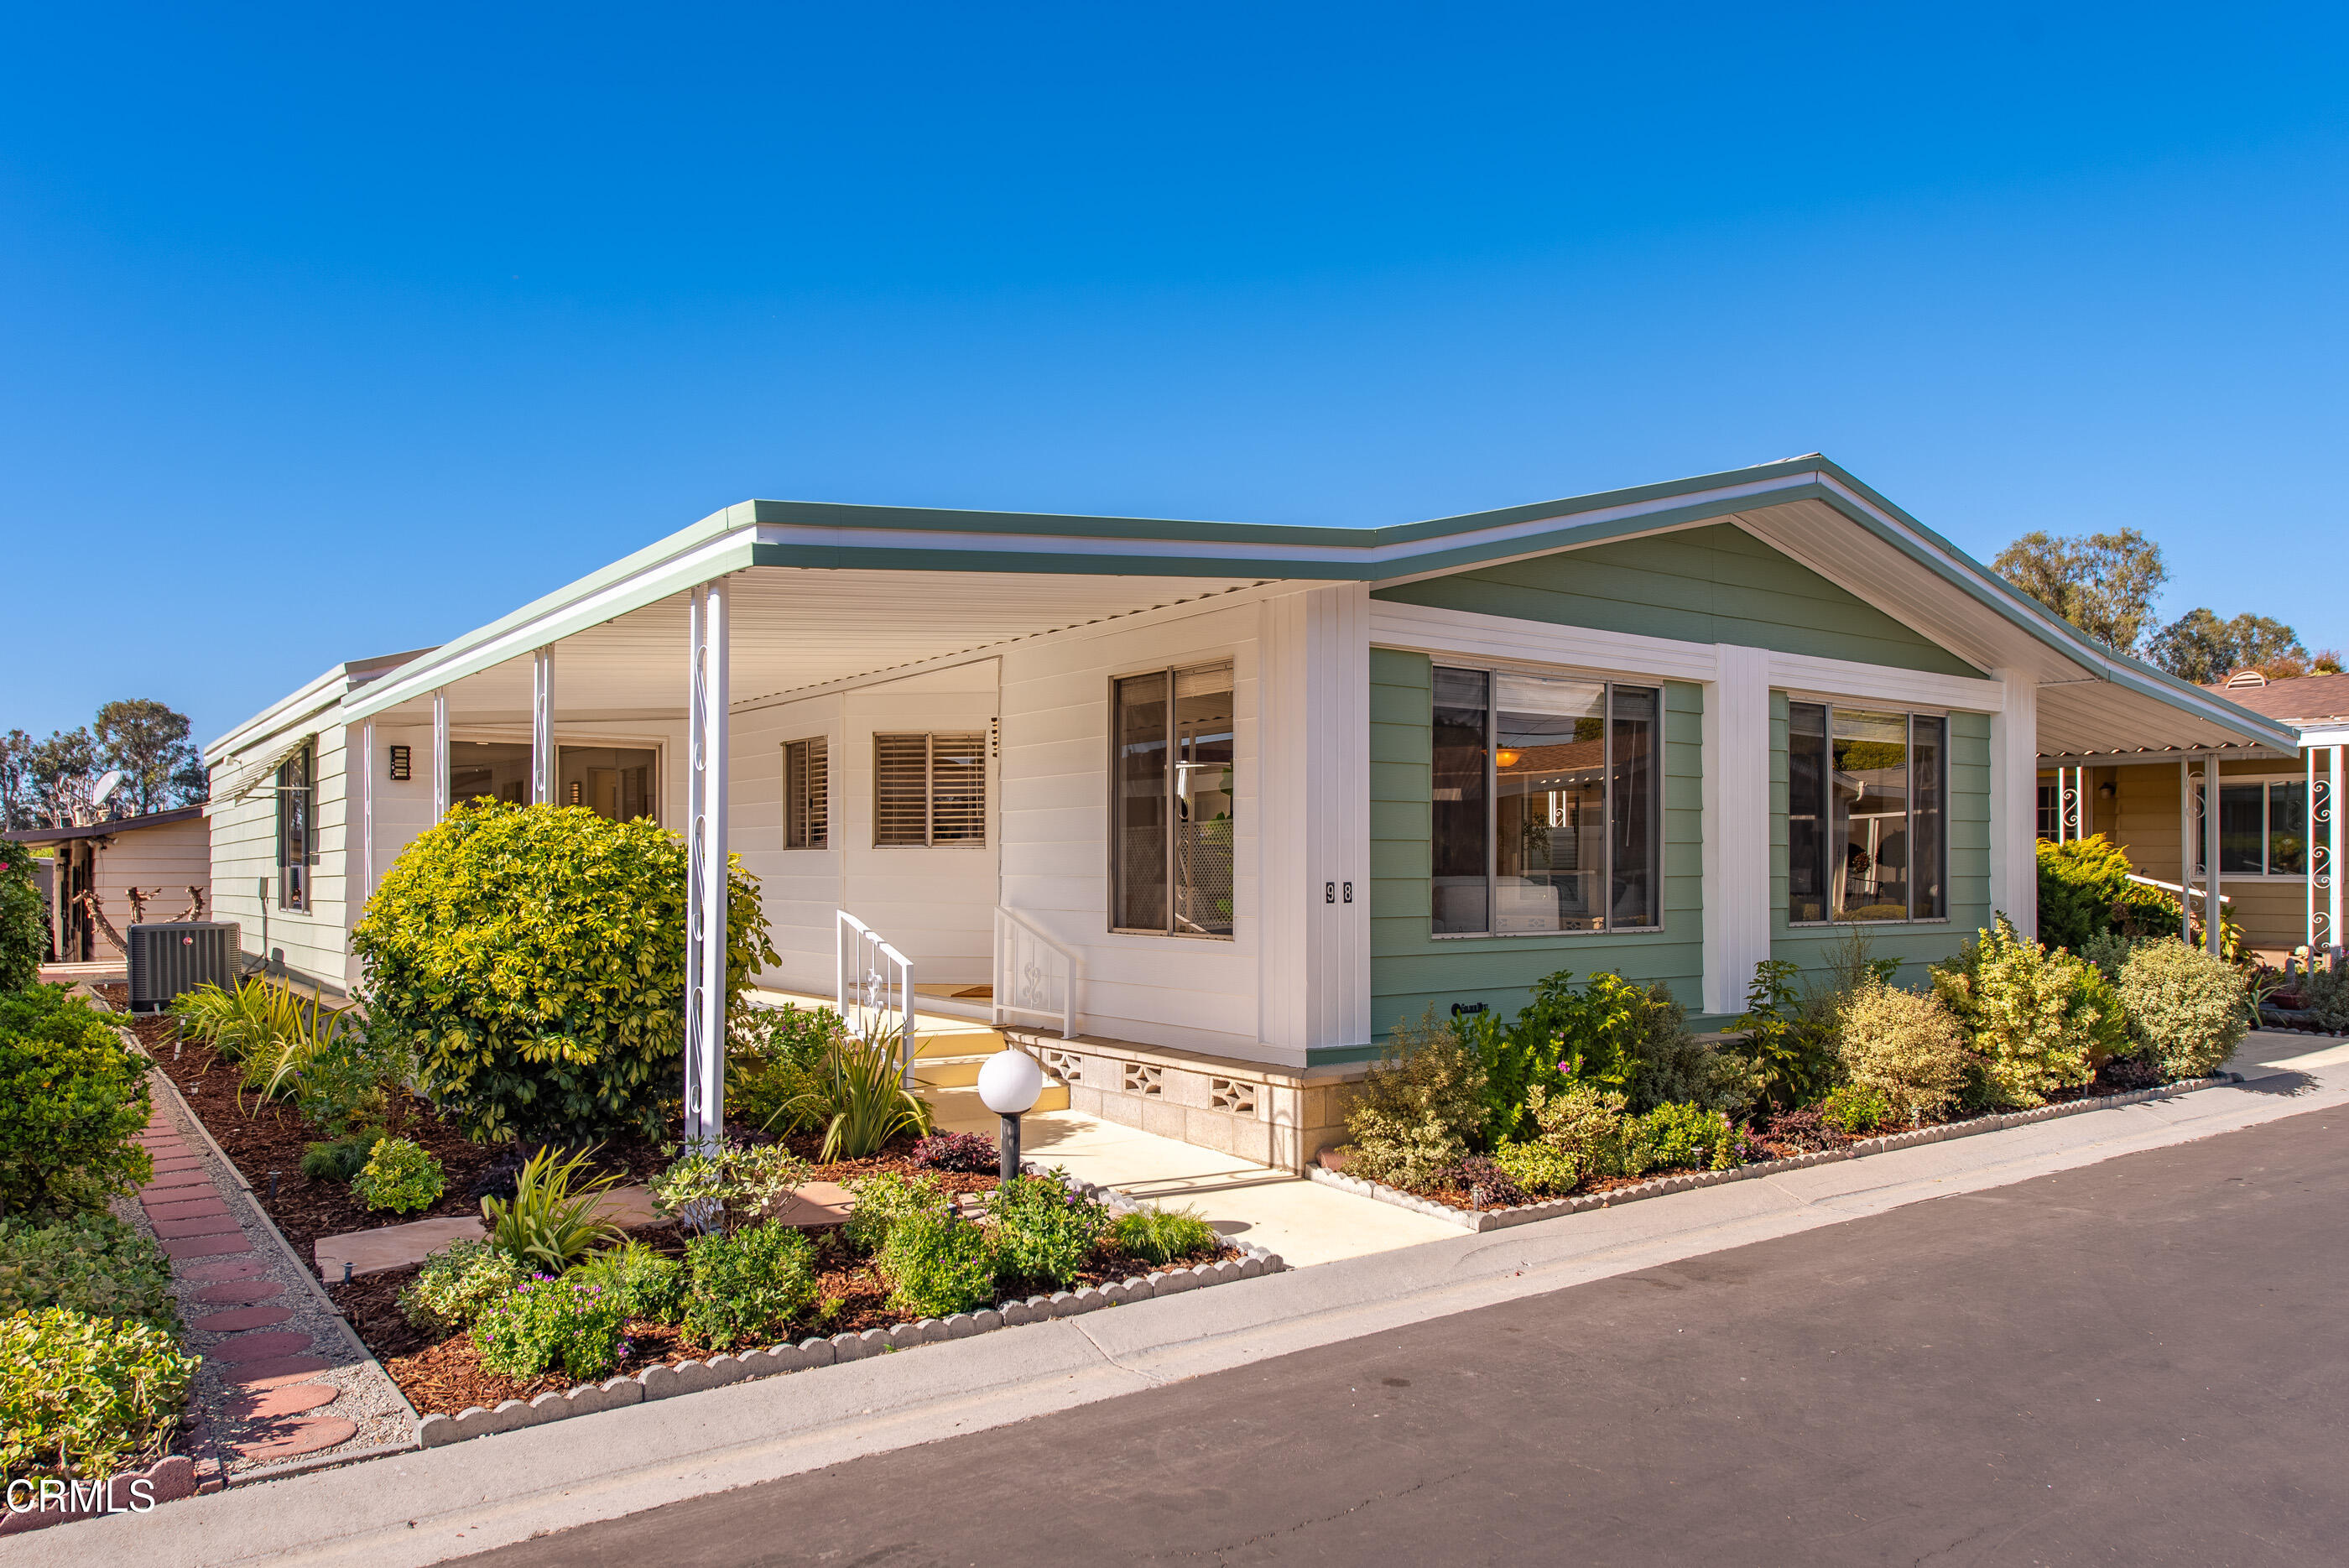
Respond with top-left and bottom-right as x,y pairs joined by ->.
91,770 -> 124,808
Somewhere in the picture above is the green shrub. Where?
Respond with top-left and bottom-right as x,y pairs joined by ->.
789,1033 -> 932,1160
0,1211 -> 177,1331
878,1209 -> 996,1319
566,1241 -> 685,1323
399,1237 -> 532,1335
1490,1137 -> 1580,1196
1107,1206 -> 1217,1266
300,1127 -> 387,1183
842,1170 -> 952,1254
1836,980 -> 1971,1127
2116,938 -> 2248,1081
648,1141 -> 807,1238
2303,964 -> 2349,1034
472,1274 -> 630,1380
1633,1101 -> 1737,1171
1932,917 -> 2125,1108
1820,1081 -> 1894,1136
685,1222 -> 819,1347
1525,1081 -> 1635,1178
728,1004 -> 849,1133
350,1136 -> 445,1215
0,847 -> 41,992
1345,1011 -> 1487,1190
352,800 -> 779,1145
484,1146 -> 626,1268
1732,961 -> 1841,1111
988,1173 -> 1104,1290
0,1307 -> 198,1481
0,985 -> 153,1219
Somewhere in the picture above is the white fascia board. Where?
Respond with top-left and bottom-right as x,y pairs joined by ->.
1367,601 -> 1724,684
1766,653 -> 2007,714
207,668 -> 358,760
340,529 -> 761,726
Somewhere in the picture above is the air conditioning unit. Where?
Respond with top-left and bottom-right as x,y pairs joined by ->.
127,922 -> 241,1014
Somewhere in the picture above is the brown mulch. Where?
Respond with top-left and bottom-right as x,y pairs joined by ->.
343,1229 -> 1237,1418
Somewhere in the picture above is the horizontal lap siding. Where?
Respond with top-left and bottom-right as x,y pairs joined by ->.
1768,696 -> 1992,991
1372,524 -> 1983,678
1369,649 -> 1704,1043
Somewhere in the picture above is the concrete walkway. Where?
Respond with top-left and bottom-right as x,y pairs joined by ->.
36,1044 -> 2349,1568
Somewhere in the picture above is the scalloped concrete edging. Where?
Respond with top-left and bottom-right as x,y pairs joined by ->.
0,1455 -> 201,1537
416,1166 -> 1286,1449
1309,1075 -> 2241,1232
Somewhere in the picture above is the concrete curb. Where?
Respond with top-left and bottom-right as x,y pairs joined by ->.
414,1169 -> 1286,1450
1307,1075 -> 2238,1232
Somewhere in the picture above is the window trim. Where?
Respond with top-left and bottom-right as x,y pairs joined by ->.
871,731 -> 989,850
1427,664 -> 1665,940
783,736 -> 829,850
1107,660 -> 1239,941
1787,699 -> 1950,927
275,739 -> 315,914
2202,774 -> 2310,881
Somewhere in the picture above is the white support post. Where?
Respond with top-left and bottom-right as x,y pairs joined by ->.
684,581 -> 731,1151
2329,745 -> 2344,957
1701,644 -> 1772,1016
358,719 -> 376,906
431,689 -> 450,821
531,648 -> 555,805
1988,669 -> 2039,939
2203,755 -> 2222,956
2180,758 -> 2194,943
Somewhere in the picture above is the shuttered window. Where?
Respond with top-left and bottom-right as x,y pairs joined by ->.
872,732 -> 987,847
784,738 -> 828,848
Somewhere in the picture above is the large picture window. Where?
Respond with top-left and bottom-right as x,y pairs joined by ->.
1430,668 -> 1660,936
1112,662 -> 1235,938
1789,702 -> 1945,924
873,732 -> 987,847
2208,779 -> 2305,877
276,741 -> 315,911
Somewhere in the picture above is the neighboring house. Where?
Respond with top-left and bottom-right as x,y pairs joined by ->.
2039,669 -> 2346,958
203,456 -> 2294,1167
3,806 -> 211,962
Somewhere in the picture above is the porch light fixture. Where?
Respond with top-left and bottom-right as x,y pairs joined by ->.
1494,748 -> 1520,768
388,745 -> 411,782
978,1049 -> 1044,1184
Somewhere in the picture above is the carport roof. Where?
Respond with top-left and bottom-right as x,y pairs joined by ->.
326,456 -> 2300,762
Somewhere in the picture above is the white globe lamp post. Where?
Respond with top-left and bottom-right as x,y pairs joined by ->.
977,1049 -> 1044,1183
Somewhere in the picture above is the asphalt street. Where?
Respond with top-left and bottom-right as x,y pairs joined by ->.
466,1099 -> 2349,1566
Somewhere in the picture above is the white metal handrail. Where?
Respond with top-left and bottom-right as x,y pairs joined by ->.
994,906 -> 1078,1039
837,910 -> 917,1088
2127,873 -> 2231,906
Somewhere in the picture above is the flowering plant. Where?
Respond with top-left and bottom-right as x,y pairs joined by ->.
471,1271 -> 630,1380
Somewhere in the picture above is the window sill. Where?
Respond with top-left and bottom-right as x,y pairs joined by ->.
1787,918 -> 1951,929
1107,928 -> 1237,943
1429,926 -> 1667,940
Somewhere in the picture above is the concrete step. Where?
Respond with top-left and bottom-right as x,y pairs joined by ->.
914,1055 -> 993,1088
914,1024 -> 1006,1059
923,1081 -> 1070,1128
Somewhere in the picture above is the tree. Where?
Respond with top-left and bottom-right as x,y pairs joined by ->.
0,732 -> 32,832
2144,609 -> 2305,685
92,699 -> 200,816
21,729 -> 98,830
1992,529 -> 2169,654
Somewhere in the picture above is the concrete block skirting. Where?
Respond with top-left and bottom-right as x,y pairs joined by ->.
1308,1076 -> 2240,1232
415,1169 -> 1286,1450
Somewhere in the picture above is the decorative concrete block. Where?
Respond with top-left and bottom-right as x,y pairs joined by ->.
1048,1290 -> 1083,1315
1237,1258 -> 1264,1279
530,1391 -> 567,1414
488,1399 -> 534,1433
596,1377 -> 645,1407
914,1318 -> 951,1344
886,1323 -> 924,1350
860,1328 -> 891,1355
829,1332 -> 865,1362
419,1413 -> 460,1448
1260,1254 -> 1286,1273
945,1313 -> 979,1339
1001,1300 -> 1035,1326
972,1309 -> 1003,1332
638,1364 -> 681,1399
1071,1288 -> 1105,1313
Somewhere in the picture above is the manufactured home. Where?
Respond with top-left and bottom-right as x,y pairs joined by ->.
203,456 -> 2300,1168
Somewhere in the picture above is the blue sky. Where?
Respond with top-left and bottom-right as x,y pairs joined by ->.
4,3 -> 2344,747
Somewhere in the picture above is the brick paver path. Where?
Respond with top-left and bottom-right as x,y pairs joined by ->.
137,1109 -> 355,1466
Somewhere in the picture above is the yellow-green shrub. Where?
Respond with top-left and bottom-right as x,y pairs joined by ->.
353,801 -> 778,1144
1932,917 -> 2125,1108
2115,938 -> 2247,1080
0,1307 -> 197,1481
1836,980 -> 1971,1126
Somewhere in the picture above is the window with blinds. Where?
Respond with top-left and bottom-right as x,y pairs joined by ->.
872,732 -> 987,847
784,737 -> 828,848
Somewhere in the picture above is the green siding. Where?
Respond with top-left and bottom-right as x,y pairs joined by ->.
1368,649 -> 1706,1044
1768,693 -> 1993,992
1372,524 -> 1985,679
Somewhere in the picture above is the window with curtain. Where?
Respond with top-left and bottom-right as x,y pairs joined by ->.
276,741 -> 315,911
872,732 -> 987,847
1111,662 -> 1235,938
2212,779 -> 2306,876
1788,703 -> 1946,923
784,737 -> 828,848
1430,668 -> 1660,935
